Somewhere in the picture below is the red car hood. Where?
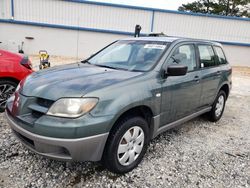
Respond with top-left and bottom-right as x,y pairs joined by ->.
0,49 -> 23,64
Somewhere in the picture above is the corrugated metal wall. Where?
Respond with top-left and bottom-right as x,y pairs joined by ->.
154,12 -> 250,43
0,0 -> 11,19
1,0 -> 249,44
13,0 -> 153,33
0,22 -> 128,58
0,0 -> 249,66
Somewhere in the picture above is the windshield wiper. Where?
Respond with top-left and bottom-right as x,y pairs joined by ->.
94,64 -> 120,70
129,69 -> 145,72
81,60 -> 91,64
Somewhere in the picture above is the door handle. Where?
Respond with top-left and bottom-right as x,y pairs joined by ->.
216,71 -> 222,75
193,75 -> 200,83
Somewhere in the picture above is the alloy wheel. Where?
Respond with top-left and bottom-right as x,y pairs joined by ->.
0,84 -> 16,108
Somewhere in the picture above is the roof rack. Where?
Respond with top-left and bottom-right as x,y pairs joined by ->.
147,32 -> 167,37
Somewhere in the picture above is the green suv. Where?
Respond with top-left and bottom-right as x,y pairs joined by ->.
5,37 -> 232,173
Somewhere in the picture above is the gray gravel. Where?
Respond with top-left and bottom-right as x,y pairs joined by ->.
0,75 -> 250,188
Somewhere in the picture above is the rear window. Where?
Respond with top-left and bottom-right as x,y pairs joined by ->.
214,46 -> 227,65
198,45 -> 216,68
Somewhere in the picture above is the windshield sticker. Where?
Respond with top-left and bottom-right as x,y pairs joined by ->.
144,44 -> 166,49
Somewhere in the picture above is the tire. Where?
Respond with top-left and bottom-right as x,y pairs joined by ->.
0,80 -> 18,112
207,90 -> 226,122
102,116 -> 150,174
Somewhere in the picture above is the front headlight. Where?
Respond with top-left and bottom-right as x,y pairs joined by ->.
47,98 -> 98,118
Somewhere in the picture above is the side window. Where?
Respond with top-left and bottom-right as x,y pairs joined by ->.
214,46 -> 227,65
167,44 -> 196,71
198,45 -> 216,68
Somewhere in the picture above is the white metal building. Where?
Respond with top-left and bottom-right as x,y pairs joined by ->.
0,0 -> 249,66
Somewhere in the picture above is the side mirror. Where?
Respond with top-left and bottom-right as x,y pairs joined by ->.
164,64 -> 188,77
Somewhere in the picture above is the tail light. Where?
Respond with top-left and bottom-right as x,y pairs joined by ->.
20,56 -> 33,70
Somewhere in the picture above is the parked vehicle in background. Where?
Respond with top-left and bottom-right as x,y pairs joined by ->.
5,36 -> 232,174
0,49 -> 33,112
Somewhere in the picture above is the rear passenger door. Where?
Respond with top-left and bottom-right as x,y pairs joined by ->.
197,44 -> 221,107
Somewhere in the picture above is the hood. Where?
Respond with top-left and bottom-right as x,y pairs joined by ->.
0,49 -> 23,65
20,63 -> 142,100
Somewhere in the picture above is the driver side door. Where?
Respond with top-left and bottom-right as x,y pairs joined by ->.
159,43 -> 202,126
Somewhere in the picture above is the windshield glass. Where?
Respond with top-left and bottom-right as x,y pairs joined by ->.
87,40 -> 169,72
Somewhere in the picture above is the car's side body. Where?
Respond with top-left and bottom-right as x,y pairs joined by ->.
5,37 -> 232,168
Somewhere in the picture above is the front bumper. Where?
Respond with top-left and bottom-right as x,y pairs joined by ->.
5,111 -> 109,161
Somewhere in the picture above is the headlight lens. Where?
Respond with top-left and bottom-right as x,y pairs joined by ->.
47,98 -> 98,118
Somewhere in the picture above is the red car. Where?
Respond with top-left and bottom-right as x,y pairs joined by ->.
0,49 -> 33,112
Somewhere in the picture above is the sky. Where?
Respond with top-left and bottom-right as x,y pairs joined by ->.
86,0 -> 192,10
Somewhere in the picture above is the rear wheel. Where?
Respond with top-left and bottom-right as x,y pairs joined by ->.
0,80 -> 17,112
207,90 -> 226,122
102,116 -> 149,174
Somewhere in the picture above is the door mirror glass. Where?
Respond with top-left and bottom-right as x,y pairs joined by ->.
165,64 -> 188,76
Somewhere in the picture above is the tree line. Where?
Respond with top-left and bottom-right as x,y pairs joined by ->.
178,0 -> 250,18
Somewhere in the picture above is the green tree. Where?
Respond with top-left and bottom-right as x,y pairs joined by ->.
178,0 -> 250,18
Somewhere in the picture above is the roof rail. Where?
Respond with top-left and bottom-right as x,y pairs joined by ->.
147,32 -> 167,37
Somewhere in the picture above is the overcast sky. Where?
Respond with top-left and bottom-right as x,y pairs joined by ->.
86,0 -> 192,10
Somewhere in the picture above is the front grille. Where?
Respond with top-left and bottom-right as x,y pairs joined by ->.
37,98 -> 54,108
31,110 -> 44,119
15,96 -> 55,124
28,97 -> 55,119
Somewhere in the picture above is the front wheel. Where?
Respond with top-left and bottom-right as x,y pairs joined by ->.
207,90 -> 226,122
102,116 -> 149,174
0,80 -> 17,112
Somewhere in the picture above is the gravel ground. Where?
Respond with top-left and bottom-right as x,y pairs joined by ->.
0,69 -> 250,188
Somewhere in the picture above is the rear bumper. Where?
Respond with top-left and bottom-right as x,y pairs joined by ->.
5,111 -> 109,161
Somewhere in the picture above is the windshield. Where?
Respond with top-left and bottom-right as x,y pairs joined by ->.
87,40 -> 169,72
